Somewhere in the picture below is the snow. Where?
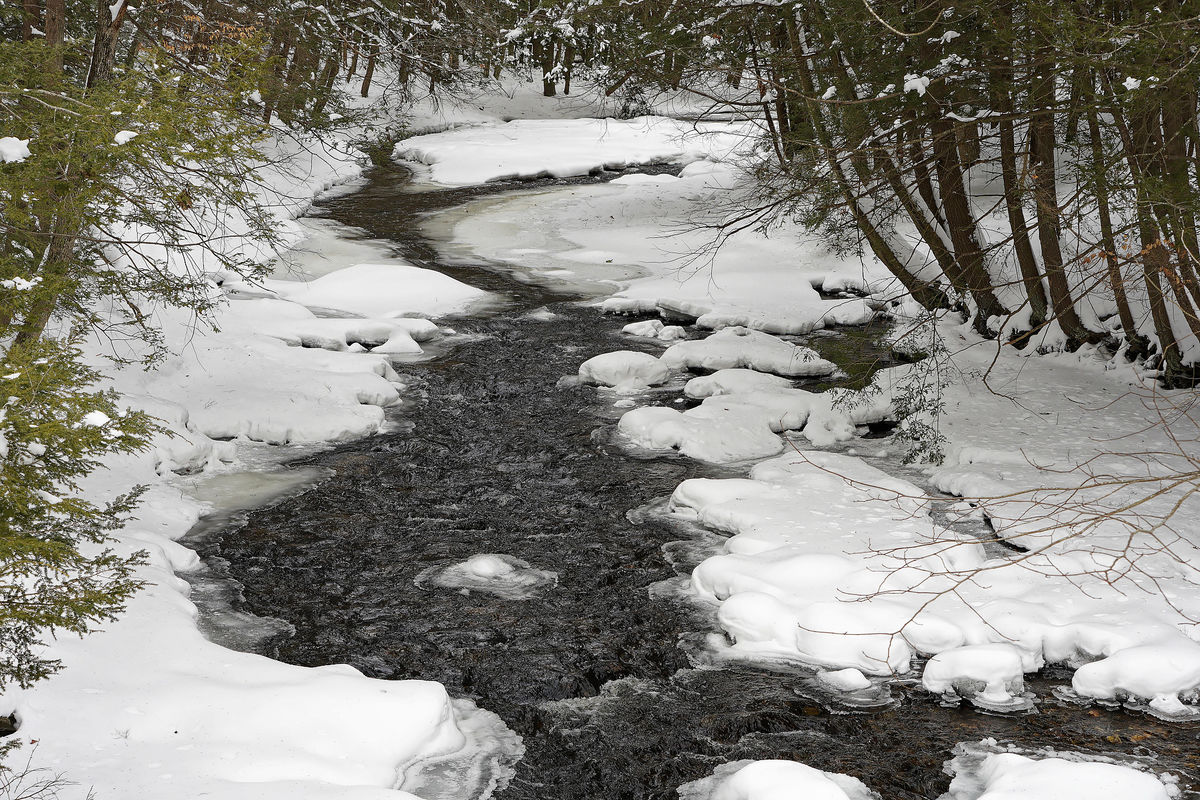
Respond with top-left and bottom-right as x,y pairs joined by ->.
393,116 -> 757,186
659,327 -> 837,377
678,760 -> 880,800
817,668 -> 872,691
113,129 -> 138,145
944,743 -> 1176,800
0,135 -> 31,162
622,319 -> 686,340
262,263 -> 490,319
684,369 -> 795,398
427,158 -> 887,335
424,112 -> 1200,715
618,403 -> 788,463
578,350 -> 671,391
921,644 -> 1030,710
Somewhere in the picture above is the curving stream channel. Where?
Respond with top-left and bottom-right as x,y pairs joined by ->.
188,165 -> 1199,799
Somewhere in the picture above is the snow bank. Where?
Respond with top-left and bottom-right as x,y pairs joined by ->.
678,760 -> 880,800
667,429 -> 1200,710
0,110 -> 522,798
578,350 -> 671,391
263,263 -> 489,319
429,158 -> 891,333
659,327 -> 836,377
393,116 -> 756,186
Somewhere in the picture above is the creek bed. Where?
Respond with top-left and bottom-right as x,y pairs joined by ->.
189,165 -> 1200,800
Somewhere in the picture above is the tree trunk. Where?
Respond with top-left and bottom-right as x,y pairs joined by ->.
85,0 -> 127,90
360,46 -> 376,98
1028,52 -> 1101,344
1086,100 -> 1146,356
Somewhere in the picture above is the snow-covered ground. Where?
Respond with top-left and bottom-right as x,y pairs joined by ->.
0,82 -> 534,799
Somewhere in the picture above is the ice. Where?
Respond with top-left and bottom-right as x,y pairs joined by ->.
399,699 -> 525,800
577,350 -> 671,391
659,327 -> 836,377
415,554 -> 558,600
678,760 -> 880,800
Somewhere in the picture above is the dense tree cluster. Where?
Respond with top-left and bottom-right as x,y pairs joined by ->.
593,1 -> 1200,385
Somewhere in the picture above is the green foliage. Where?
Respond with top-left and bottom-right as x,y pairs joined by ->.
0,38 -> 280,362
0,336 -> 154,690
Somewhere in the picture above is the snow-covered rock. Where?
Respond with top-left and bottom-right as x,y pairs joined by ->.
678,760 -> 880,800
578,350 -> 671,391
922,644 -> 1033,710
415,553 -> 558,600
660,327 -> 836,377
945,745 -> 1175,800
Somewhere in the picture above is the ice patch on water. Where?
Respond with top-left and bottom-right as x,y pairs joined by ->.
416,553 -> 558,599
400,698 -> 525,800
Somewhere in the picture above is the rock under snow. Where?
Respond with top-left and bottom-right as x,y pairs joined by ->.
578,350 -> 671,391
945,746 -> 1174,800
415,554 -> 558,600
678,760 -> 880,800
921,644 -> 1033,711
660,327 -> 836,377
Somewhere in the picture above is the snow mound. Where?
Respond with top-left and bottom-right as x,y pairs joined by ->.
622,319 -> 686,340
922,644 -> 1033,711
1071,640 -> 1200,719
617,384 -> 891,460
0,135 -> 31,163
618,404 -> 785,463
818,668 -> 873,691
269,263 -> 489,318
416,554 -> 558,600
241,298 -> 440,355
944,742 -> 1177,800
678,760 -> 880,800
660,327 -> 836,377
393,116 -> 755,186
578,350 -> 670,391
684,368 -> 795,398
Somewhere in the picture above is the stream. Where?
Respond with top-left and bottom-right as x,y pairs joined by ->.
187,165 -> 1200,799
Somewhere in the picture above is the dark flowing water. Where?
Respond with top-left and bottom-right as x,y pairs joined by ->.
190,166 -> 1200,799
